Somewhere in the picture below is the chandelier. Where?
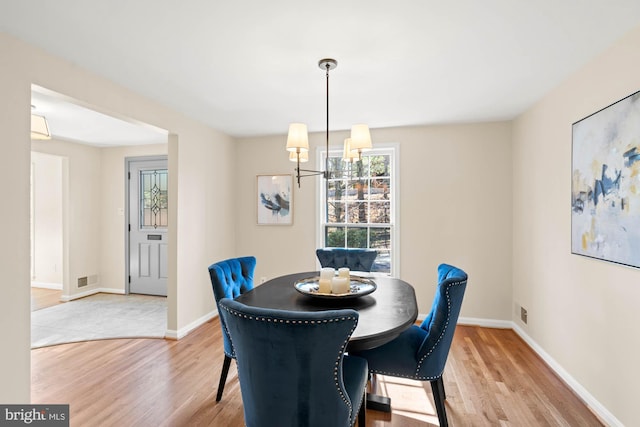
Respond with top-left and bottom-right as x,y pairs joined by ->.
285,58 -> 372,187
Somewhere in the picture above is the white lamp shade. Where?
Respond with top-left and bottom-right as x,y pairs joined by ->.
289,150 -> 309,163
342,138 -> 358,162
286,123 -> 309,152
31,114 -> 51,140
350,124 -> 372,152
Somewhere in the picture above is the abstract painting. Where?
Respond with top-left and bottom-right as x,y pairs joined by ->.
572,90 -> 640,267
257,174 -> 292,225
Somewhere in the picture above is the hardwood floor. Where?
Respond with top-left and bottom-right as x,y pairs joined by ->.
31,320 -> 603,426
31,287 -> 63,311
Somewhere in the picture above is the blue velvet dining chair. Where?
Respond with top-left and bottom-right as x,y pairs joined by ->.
207,256 -> 256,402
350,263 -> 468,427
218,298 -> 368,427
316,248 -> 378,272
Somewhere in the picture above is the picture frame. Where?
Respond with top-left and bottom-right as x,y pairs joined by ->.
257,174 -> 293,225
571,90 -> 640,268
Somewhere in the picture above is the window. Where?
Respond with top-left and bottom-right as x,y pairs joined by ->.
318,146 -> 398,276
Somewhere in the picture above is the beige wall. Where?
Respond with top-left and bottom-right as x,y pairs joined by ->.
31,151 -> 63,285
236,122 -> 513,319
32,140 -> 101,298
0,32 -> 236,401
170,126 -> 232,330
235,132 -> 322,281
0,39 -> 31,403
512,25 -> 640,426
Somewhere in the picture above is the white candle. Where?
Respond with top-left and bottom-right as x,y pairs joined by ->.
320,268 -> 335,280
332,276 -> 350,294
338,267 -> 350,280
318,278 -> 332,294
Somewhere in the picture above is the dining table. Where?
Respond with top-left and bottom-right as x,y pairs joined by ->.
234,270 -> 419,412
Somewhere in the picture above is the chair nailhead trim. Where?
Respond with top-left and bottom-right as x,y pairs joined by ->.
414,280 -> 465,376
220,305 -> 359,421
368,369 -> 440,381
364,280 -> 466,381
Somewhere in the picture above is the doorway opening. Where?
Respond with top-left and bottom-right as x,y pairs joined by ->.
30,85 -> 171,347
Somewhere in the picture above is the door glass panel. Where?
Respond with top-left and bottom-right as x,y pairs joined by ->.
140,169 -> 168,229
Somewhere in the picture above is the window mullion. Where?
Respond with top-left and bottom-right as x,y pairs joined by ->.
321,147 -> 396,275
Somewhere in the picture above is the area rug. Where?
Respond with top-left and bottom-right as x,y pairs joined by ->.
31,293 -> 167,348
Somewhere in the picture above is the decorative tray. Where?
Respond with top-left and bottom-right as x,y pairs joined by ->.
294,276 -> 377,299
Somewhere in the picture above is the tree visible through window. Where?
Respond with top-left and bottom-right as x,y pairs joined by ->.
322,147 -> 395,274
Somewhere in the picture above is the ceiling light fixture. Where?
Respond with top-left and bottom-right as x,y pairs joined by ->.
342,137 -> 359,164
286,58 -> 372,188
30,105 -> 51,140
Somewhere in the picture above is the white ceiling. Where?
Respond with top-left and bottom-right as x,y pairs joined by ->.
2,1 -> 640,144
31,87 -> 168,146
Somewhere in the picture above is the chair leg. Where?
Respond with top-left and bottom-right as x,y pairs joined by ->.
216,355 -> 232,402
430,378 -> 448,427
439,375 -> 447,400
366,373 -> 391,412
358,390 -> 366,427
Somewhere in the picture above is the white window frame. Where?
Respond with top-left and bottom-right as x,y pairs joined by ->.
315,143 -> 400,277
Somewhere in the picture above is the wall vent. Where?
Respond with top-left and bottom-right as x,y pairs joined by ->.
77,276 -> 88,287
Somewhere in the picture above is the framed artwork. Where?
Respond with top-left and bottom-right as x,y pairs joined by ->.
571,90 -> 640,267
257,174 -> 293,225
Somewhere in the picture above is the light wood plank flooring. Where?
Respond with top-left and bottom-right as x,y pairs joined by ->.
31,287 -> 63,311
31,320 -> 603,426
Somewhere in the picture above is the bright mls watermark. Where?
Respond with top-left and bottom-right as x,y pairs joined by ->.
0,405 -> 69,426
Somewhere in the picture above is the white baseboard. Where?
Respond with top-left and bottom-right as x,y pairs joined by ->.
31,282 -> 62,290
511,323 -> 619,427
99,288 -> 126,295
165,309 -> 218,340
417,314 -> 513,329
442,316 -> 618,426
158,307 -> 620,425
457,316 -> 513,329
59,287 -> 125,302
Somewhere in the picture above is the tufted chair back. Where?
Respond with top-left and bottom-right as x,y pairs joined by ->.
208,256 -> 256,358
416,263 -> 467,378
218,298 -> 368,427
350,263 -> 467,427
316,248 -> 378,272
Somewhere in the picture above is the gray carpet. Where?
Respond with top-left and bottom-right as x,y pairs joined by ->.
31,293 -> 167,348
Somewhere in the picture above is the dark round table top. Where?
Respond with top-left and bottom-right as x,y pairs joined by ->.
234,271 -> 418,352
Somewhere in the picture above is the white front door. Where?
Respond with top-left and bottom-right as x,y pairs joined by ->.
128,157 -> 168,296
